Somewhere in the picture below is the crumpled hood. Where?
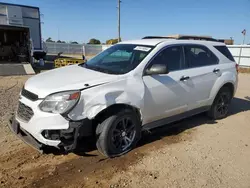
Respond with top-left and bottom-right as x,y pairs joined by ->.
24,65 -> 119,98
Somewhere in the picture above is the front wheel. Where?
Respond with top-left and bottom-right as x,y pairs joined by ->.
207,87 -> 232,120
96,110 -> 141,158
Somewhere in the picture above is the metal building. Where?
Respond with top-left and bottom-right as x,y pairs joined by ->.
0,2 -> 41,75
0,2 -> 42,50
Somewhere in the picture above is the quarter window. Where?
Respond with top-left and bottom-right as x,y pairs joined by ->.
149,46 -> 183,72
214,46 -> 235,62
184,45 -> 218,68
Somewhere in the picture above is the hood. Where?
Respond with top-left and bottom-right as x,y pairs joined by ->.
24,65 -> 119,98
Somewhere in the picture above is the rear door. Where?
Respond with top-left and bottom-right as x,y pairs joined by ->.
181,44 -> 220,110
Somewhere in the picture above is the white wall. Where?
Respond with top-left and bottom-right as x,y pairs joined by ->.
228,45 -> 250,67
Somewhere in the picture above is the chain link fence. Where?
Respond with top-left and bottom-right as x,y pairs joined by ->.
45,42 -> 250,67
45,42 -> 111,57
83,44 -> 111,56
45,42 -> 83,55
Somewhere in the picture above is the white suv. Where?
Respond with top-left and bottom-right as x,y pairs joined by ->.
9,36 -> 238,157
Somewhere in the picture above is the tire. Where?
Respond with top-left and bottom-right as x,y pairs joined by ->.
96,109 -> 141,158
207,87 -> 232,120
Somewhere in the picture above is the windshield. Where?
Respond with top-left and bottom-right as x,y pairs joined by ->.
80,44 -> 153,74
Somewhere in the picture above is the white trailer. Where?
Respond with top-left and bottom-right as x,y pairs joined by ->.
0,2 -> 43,75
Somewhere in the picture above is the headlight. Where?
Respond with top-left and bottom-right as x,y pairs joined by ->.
39,91 -> 80,114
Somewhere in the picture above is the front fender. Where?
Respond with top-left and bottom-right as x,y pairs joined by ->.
68,76 -> 145,120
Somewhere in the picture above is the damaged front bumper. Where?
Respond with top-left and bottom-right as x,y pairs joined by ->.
9,117 -> 44,152
8,116 -> 93,153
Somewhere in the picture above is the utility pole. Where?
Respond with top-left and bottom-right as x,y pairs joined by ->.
57,27 -> 60,41
118,0 -> 121,42
238,30 -> 246,65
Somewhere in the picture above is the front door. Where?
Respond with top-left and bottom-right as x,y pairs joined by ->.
142,45 -> 190,125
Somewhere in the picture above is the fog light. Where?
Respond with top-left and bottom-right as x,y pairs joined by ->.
42,130 -> 60,140
42,128 -> 75,141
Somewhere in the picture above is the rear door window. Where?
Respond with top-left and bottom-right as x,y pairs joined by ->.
184,45 -> 219,68
214,46 -> 235,62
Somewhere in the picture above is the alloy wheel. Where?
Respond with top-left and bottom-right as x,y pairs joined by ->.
216,93 -> 230,117
111,117 -> 136,152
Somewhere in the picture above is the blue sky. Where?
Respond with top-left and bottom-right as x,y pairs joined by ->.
2,0 -> 250,44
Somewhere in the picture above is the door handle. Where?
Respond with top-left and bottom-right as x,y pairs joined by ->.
213,68 -> 220,73
180,76 -> 190,81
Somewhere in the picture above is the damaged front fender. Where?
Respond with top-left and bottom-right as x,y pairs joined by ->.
68,75 -> 145,121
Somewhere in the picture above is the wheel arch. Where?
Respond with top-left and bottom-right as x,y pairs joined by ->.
93,103 -> 142,124
221,82 -> 234,97
93,103 -> 142,136
209,81 -> 235,106
208,70 -> 237,105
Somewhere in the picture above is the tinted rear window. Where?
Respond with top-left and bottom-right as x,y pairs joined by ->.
184,45 -> 218,68
214,46 -> 235,62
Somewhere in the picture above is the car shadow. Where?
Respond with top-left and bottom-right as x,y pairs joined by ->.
72,97 -> 250,156
138,97 -> 250,148
229,97 -> 250,115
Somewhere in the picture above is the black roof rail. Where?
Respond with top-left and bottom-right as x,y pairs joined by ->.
142,35 -> 219,42
142,36 -> 174,39
177,36 -> 218,42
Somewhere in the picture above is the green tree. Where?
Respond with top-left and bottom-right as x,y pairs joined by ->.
57,40 -> 66,43
88,38 -> 101,45
70,41 -> 79,44
106,38 -> 121,45
46,37 -> 55,43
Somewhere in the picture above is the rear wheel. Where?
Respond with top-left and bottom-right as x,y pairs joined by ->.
96,110 -> 141,158
208,87 -> 232,120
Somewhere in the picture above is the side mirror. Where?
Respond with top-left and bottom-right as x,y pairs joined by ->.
145,64 -> 169,75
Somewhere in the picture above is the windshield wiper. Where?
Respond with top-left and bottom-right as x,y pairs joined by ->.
92,66 -> 117,74
83,64 -> 117,74
80,63 -> 122,74
79,63 -> 88,67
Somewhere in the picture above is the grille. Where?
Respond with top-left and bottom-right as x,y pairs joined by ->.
17,102 -> 34,122
21,88 -> 38,101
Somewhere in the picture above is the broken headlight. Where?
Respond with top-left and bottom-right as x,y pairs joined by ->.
39,91 -> 80,114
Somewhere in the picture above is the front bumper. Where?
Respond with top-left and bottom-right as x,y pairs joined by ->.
9,117 -> 44,152
10,95 -> 94,153
9,115 -> 93,153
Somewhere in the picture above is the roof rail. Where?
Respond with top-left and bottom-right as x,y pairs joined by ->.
142,35 -> 219,42
142,36 -> 174,39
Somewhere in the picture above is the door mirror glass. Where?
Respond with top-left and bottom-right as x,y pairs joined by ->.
145,64 -> 169,75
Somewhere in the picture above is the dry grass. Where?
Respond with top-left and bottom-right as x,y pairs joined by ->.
239,67 -> 250,74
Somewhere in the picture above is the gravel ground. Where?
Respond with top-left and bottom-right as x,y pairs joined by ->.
0,74 -> 250,188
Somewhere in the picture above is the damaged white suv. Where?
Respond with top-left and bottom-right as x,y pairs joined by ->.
9,36 -> 238,157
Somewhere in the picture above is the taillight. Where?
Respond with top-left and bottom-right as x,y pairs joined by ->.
235,63 -> 239,73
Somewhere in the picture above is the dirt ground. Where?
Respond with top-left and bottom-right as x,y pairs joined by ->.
0,74 -> 250,188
